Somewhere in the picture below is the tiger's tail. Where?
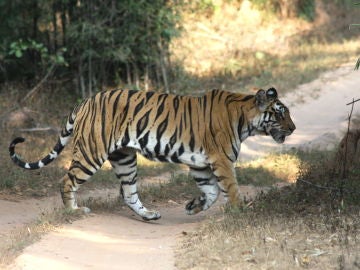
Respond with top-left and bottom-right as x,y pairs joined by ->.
9,110 -> 77,170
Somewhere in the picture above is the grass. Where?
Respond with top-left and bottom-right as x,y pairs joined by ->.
176,209 -> 360,270
170,1 -> 360,94
236,153 -> 301,185
172,38 -> 360,95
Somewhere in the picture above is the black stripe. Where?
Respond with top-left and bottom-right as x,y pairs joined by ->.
53,139 -> 65,153
155,95 -> 166,120
178,143 -> 185,156
112,91 -> 123,119
232,144 -> 238,159
157,155 -> 168,162
108,88 -> 120,99
74,176 -> 87,185
170,153 -> 180,163
156,113 -> 169,141
117,155 -> 137,166
61,129 -> 72,137
70,160 -> 94,176
116,171 -> 136,178
169,128 -> 177,148
121,176 -> 137,185
41,155 -> 55,166
202,95 -> 207,116
139,131 -> 150,149
209,90 -> 216,138
173,97 -> 180,114
240,95 -> 254,102
187,100 -> 195,152
136,110 -> 150,137
194,177 -> 210,183
133,99 -> 145,116
100,93 -> 108,152
121,128 -> 130,146
237,111 -> 245,141
154,142 -> 161,156
218,90 -> 225,101
108,151 -> 129,161
178,118 -> 183,137
78,142 -> 100,169
145,91 -> 155,101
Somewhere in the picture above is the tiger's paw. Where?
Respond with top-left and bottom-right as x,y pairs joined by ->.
78,206 -> 91,214
66,206 -> 91,215
185,195 -> 206,215
141,210 -> 161,221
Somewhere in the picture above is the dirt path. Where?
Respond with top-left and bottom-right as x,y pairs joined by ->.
2,64 -> 360,269
7,205 -> 213,270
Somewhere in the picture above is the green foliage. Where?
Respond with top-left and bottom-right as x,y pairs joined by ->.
0,0 -> 183,94
297,0 -> 315,21
250,0 -> 316,21
8,39 -> 67,67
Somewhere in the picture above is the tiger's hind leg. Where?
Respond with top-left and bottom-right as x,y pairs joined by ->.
60,172 -> 93,214
109,149 -> 161,221
60,147 -> 103,214
186,166 -> 220,215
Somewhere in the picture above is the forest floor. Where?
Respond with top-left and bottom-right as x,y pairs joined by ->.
1,63 -> 360,269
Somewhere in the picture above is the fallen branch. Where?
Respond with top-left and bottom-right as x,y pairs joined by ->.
346,98 -> 360,105
18,127 -> 59,133
21,63 -> 57,104
297,178 -> 360,195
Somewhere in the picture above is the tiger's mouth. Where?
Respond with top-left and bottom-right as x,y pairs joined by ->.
270,129 -> 288,144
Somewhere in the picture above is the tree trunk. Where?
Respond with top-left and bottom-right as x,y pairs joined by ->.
88,53 -> 93,96
158,40 -> 169,93
144,64 -> 149,91
79,60 -> 86,98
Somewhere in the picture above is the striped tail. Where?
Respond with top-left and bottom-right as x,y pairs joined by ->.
9,111 -> 76,170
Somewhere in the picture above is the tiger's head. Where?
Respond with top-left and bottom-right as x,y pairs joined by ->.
254,87 -> 296,143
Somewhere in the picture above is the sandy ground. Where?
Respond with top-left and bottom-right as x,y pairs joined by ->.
2,64 -> 360,269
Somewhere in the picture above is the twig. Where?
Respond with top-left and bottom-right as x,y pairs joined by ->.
355,58 -> 360,70
346,98 -> 360,105
342,98 -> 355,179
297,179 -> 340,191
21,63 -> 57,104
297,179 -> 360,195
18,127 -> 59,133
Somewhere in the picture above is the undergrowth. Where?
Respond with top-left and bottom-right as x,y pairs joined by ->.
176,150 -> 360,270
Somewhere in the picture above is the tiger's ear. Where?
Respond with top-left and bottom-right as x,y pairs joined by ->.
255,89 -> 267,111
266,87 -> 278,100
255,87 -> 278,111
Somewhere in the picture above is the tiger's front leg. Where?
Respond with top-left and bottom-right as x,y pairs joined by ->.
109,150 -> 161,221
186,166 -> 220,215
211,158 -> 241,207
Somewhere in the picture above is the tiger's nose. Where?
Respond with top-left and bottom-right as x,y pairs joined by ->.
289,123 -> 296,133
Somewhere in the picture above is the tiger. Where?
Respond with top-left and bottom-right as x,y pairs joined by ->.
9,87 -> 295,221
